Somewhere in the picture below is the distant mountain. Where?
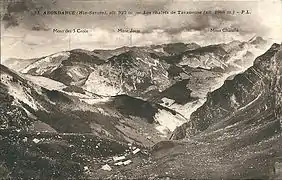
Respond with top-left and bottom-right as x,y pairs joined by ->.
5,40 -> 267,96
3,39 -> 270,122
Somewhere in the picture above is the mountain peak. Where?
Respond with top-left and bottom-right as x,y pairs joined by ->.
249,36 -> 268,46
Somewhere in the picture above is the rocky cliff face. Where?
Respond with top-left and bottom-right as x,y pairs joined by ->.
172,43 -> 281,139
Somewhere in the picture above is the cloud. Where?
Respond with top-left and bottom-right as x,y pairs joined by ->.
1,0 -> 282,59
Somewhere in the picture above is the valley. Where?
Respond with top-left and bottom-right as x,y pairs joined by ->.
1,39 -> 281,179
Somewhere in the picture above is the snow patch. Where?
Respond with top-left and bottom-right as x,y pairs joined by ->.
167,98 -> 207,119
67,72 -> 73,78
25,75 -> 66,90
68,66 -> 86,80
154,109 -> 187,133
155,125 -> 170,137
21,52 -> 70,75
230,94 -> 239,108
81,97 -> 111,105
1,72 -> 49,112
1,73 -> 39,110
63,91 -> 91,99
83,71 -> 120,96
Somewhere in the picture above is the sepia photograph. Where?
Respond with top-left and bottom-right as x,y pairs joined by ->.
0,0 -> 282,179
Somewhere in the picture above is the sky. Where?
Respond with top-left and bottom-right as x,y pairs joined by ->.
1,0 -> 282,60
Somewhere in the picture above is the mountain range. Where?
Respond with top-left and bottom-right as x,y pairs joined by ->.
1,37 -> 281,179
